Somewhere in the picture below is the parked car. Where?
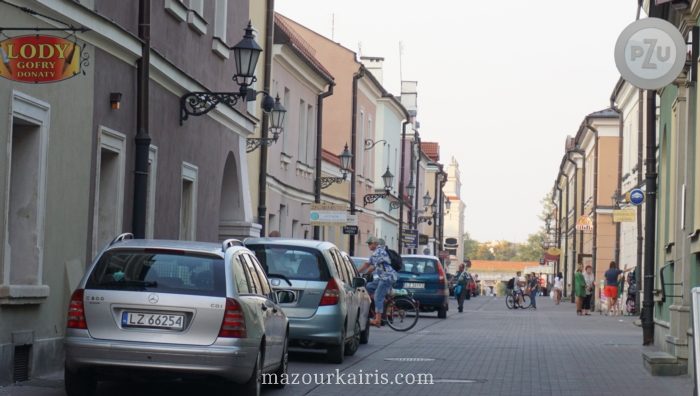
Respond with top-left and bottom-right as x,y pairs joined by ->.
245,238 -> 369,363
397,255 -> 449,318
340,252 -> 372,344
64,234 -> 292,396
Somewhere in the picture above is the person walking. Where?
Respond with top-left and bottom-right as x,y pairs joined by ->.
574,265 -> 586,315
553,272 -> 563,305
603,261 -> 625,316
582,265 -> 595,315
528,272 -> 539,310
455,263 -> 469,313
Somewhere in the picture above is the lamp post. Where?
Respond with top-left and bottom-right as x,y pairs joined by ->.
320,144 -> 353,189
246,95 -> 287,152
363,168 -> 394,206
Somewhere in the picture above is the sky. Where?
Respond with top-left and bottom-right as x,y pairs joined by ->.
275,0 -> 641,243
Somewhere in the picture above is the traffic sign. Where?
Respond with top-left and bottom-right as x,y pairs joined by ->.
629,188 -> 645,206
342,225 -> 358,235
614,18 -> 687,90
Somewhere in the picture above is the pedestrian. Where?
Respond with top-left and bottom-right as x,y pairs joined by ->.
357,236 -> 396,327
553,272 -> 563,305
268,230 -> 280,237
603,261 -> 625,316
582,265 -> 595,315
574,265 -> 586,315
528,272 -> 539,309
455,263 -> 469,312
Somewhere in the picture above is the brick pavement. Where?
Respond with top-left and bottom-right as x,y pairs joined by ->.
1,295 -> 694,396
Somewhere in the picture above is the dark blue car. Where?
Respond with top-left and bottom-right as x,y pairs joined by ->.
397,255 -> 449,319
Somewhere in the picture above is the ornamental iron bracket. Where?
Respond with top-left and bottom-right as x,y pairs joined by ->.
320,175 -> 347,189
363,191 -> 389,206
246,135 -> 279,153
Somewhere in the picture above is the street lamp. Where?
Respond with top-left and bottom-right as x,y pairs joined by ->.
246,95 -> 287,152
445,197 -> 451,212
180,21 -> 279,129
363,167 -> 394,206
321,144 -> 353,189
423,192 -> 432,208
407,181 -> 416,200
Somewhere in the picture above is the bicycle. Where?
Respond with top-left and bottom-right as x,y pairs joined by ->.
369,288 -> 420,331
505,289 -> 531,309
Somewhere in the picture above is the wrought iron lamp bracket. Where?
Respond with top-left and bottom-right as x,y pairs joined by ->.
364,139 -> 387,150
363,192 -> 389,206
246,135 -> 279,153
320,175 -> 347,189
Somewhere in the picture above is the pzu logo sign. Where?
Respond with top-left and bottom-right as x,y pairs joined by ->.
615,18 -> 686,90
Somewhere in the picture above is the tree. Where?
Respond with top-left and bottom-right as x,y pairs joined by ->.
492,240 -> 518,261
515,231 -> 546,261
462,231 -> 479,260
473,243 -> 495,260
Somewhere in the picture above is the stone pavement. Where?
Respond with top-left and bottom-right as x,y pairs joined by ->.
0,295 -> 694,396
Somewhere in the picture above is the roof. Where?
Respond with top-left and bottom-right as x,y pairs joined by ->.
468,260 -> 539,273
421,142 -> 440,162
274,15 -> 334,83
587,108 -> 619,119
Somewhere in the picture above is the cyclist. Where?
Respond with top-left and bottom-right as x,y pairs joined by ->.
357,236 -> 397,327
513,274 -> 526,306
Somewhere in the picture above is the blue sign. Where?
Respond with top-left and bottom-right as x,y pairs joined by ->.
402,229 -> 418,249
629,188 -> 645,206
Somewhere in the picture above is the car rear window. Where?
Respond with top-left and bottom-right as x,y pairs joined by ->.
400,257 -> 440,275
85,249 -> 226,297
248,245 -> 329,281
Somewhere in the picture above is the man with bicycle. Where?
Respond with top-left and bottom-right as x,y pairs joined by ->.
357,236 -> 397,327
512,272 -> 526,307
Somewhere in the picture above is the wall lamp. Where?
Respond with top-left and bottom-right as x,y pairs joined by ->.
364,138 -> 387,150
179,22 -> 281,126
363,167 -> 394,206
246,95 -> 287,152
320,144 -> 353,189
110,92 -> 122,110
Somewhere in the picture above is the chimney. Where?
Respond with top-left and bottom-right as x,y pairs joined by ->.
401,80 -> 418,118
360,56 -> 384,84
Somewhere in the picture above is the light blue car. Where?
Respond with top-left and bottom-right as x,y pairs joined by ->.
246,238 -> 371,364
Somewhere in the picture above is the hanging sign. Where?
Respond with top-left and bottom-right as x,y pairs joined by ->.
309,204 -> 347,225
613,209 -> 637,223
575,215 -> 593,232
0,35 -> 85,83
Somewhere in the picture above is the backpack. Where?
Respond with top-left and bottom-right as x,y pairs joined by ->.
386,248 -> 403,271
506,277 -> 515,289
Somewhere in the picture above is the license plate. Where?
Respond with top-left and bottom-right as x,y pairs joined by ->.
121,312 -> 185,330
403,282 -> 424,289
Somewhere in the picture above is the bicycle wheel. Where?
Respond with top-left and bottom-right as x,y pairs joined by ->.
520,294 -> 531,309
505,294 -> 515,309
386,297 -> 419,332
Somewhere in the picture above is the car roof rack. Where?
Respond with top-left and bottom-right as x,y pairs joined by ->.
110,233 -> 134,246
222,239 -> 244,252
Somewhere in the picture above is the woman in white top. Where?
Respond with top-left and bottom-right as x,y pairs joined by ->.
553,272 -> 563,305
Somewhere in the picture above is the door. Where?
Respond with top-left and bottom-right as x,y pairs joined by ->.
329,249 -> 358,338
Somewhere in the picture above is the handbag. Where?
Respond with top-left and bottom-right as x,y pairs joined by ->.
454,284 -> 463,296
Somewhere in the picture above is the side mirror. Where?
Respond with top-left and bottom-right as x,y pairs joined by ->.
352,277 -> 367,288
276,290 -> 297,304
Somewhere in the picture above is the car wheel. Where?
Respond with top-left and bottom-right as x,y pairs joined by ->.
241,350 -> 262,396
437,305 -> 447,319
327,326 -> 345,364
64,366 -> 96,396
269,335 -> 288,389
345,317 -> 361,356
359,312 -> 370,344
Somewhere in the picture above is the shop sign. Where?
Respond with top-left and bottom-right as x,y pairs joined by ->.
309,203 -> 347,225
575,215 -> 593,232
0,35 -> 85,83
613,209 -> 637,223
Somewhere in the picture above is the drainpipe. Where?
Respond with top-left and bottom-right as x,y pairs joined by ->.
563,172 -> 570,297
398,106 -> 410,252
256,0 -> 275,236
132,0 -> 151,239
556,183 -> 563,275
313,82 -> 335,240
609,102 -> 624,266
636,88 -> 644,316
414,134 -> 422,254
567,148 -> 585,301
349,66 -> 365,256
584,123 -> 599,281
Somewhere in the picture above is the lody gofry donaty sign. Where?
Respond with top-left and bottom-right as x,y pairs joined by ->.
0,35 -> 85,83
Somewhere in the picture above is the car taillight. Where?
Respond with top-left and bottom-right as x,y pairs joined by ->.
219,298 -> 247,338
319,278 -> 340,306
436,264 -> 446,283
67,289 -> 87,329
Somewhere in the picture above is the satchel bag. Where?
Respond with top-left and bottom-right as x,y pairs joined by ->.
454,284 -> 463,296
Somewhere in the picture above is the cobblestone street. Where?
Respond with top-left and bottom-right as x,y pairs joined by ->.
2,295 -> 693,396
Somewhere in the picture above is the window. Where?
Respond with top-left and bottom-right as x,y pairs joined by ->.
279,205 -> 287,236
180,162 -> 198,240
241,254 -> 264,295
3,92 -> 49,295
291,220 -> 299,238
212,0 -> 228,58
244,254 -> 271,296
146,145 -> 158,238
365,117 -> 372,177
231,255 -> 251,294
359,111 -> 365,177
248,245 -> 329,281
307,104 -> 315,165
94,127 -> 126,256
298,99 -> 307,163
282,88 -> 290,150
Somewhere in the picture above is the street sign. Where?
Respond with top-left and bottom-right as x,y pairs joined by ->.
629,188 -> 645,206
402,229 -> 418,249
614,18 -> 687,90
346,214 -> 358,226
613,209 -> 637,222
309,203 -> 347,225
438,250 -> 449,259
342,225 -> 358,235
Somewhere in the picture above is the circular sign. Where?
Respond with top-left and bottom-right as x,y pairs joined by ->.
629,188 -> 645,205
614,18 -> 687,90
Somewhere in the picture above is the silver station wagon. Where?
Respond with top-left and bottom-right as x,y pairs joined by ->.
245,238 -> 371,364
64,234 -> 293,396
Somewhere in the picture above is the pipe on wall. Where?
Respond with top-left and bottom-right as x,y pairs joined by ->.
349,66 -> 365,256
313,82 -> 335,240
256,0 -> 275,236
